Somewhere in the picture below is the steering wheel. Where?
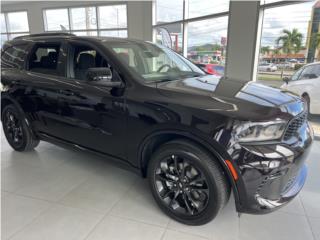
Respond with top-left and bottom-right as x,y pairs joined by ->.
157,64 -> 172,73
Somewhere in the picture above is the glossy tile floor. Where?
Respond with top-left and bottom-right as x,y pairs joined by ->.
1,132 -> 320,240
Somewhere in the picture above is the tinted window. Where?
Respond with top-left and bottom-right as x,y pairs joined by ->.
299,65 -> 320,80
29,44 -> 60,75
69,44 -> 110,80
1,44 -> 29,69
291,67 -> 304,81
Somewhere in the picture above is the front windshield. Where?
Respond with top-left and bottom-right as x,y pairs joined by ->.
104,41 -> 205,83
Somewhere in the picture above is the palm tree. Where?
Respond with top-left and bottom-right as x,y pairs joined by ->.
276,29 -> 303,77
260,46 -> 270,55
272,48 -> 281,63
276,28 -> 303,55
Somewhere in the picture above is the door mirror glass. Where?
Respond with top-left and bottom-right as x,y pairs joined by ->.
86,67 -> 123,87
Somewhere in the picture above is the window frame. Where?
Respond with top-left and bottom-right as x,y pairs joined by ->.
42,4 -> 128,37
153,0 -> 230,57
1,10 -> 30,43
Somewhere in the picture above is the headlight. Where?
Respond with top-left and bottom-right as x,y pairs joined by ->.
234,120 -> 287,143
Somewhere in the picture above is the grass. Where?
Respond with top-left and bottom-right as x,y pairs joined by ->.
258,74 -> 282,81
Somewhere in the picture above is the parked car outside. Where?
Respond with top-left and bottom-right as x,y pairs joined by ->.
277,62 -> 291,70
281,62 -> 320,115
194,63 -> 225,76
258,63 -> 278,72
1,33 -> 313,225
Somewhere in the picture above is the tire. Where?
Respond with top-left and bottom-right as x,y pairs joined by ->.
147,139 -> 230,225
2,104 -> 39,151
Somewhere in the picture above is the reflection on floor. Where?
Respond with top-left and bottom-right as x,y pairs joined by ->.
1,131 -> 320,240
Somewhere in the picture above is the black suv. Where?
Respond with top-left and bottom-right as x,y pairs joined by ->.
1,33 -> 313,225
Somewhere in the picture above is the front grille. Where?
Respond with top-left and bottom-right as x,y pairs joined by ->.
283,111 -> 308,140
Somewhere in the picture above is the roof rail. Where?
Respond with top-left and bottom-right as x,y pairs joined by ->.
14,32 -> 76,40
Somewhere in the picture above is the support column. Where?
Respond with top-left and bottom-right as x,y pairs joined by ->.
127,1 -> 153,41
225,1 -> 263,82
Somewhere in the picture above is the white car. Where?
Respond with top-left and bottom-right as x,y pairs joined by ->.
281,62 -> 320,115
258,63 -> 277,72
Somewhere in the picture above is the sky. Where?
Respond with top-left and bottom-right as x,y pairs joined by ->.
156,0 -> 316,48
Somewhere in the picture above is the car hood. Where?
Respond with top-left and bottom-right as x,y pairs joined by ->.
156,75 -> 305,121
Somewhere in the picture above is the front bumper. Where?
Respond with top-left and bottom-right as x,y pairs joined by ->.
229,121 -> 313,214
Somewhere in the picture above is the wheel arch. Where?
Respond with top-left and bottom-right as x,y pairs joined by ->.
138,130 -> 240,207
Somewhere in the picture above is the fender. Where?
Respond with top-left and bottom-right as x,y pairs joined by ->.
138,129 -> 241,210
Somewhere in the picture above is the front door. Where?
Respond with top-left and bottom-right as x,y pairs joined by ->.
54,40 -> 127,160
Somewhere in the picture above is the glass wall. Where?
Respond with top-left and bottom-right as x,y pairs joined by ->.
43,4 -> 127,37
155,23 -> 183,54
155,0 -> 183,24
258,1 -> 317,85
187,16 -> 228,66
154,0 -> 229,77
1,11 -> 29,46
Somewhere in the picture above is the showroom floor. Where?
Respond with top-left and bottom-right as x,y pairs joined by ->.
1,131 -> 320,240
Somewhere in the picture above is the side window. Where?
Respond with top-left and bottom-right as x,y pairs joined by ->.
29,44 -> 61,75
291,67 -> 304,81
112,47 -> 137,68
313,65 -> 320,79
299,65 -> 318,80
70,45 -> 111,80
1,44 -> 29,69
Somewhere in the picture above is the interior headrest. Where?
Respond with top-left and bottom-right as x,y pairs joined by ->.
40,56 -> 50,68
117,52 -> 129,65
78,53 -> 95,69
48,51 -> 58,62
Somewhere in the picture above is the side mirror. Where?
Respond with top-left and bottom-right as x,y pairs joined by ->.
86,68 -> 123,88
282,76 -> 290,83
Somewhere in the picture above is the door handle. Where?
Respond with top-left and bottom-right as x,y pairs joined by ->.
12,80 -> 21,85
58,89 -> 75,96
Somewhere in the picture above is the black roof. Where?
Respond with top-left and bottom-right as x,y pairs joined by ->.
10,32 -> 143,44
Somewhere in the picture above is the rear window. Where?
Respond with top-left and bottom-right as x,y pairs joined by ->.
1,44 -> 29,69
28,44 -> 61,76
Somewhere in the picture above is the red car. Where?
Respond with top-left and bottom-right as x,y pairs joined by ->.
196,63 -> 225,76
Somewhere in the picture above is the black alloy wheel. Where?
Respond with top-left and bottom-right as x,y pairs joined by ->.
3,107 -> 24,149
148,139 -> 230,225
2,104 -> 39,151
154,154 -> 210,216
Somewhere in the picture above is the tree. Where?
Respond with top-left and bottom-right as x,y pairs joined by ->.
276,28 -> 303,55
260,46 -> 270,55
272,48 -> 281,63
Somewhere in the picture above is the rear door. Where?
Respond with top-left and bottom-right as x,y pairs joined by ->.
23,40 -> 69,136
